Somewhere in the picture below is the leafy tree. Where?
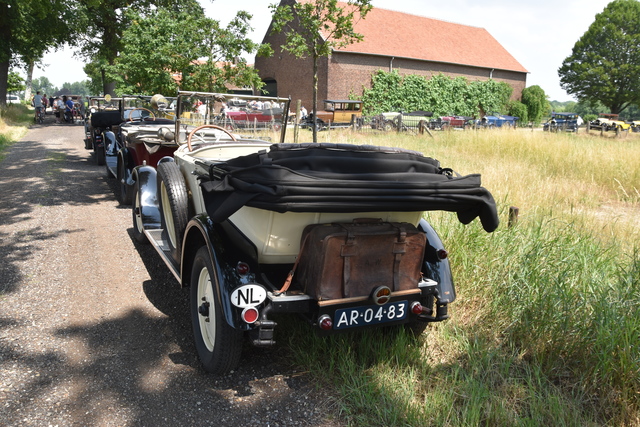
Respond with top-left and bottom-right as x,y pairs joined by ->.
109,8 -> 264,95
506,100 -> 528,124
558,0 -> 640,114
32,76 -> 56,96
73,0 -> 201,96
7,71 -> 25,94
58,81 -> 91,97
521,85 -> 549,124
471,79 -> 513,116
0,0 -> 72,106
270,0 -> 373,141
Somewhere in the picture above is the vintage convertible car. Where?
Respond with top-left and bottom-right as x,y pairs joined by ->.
84,96 -> 123,165
589,113 -> 631,132
113,94 -> 178,204
302,99 -> 363,131
477,114 -> 518,128
543,112 -> 581,132
371,111 -> 435,131
219,99 -> 285,132
131,91 -> 499,374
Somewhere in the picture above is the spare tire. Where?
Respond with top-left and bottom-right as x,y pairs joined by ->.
157,161 -> 190,264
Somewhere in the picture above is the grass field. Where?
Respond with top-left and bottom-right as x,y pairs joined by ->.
282,128 -> 640,426
1,116 -> 637,425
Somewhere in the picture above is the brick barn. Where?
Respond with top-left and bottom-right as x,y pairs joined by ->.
255,0 -> 528,110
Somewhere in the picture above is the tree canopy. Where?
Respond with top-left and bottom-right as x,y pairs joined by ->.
558,0 -> 640,114
521,85 -> 549,124
0,0 -> 72,106
269,0 -> 373,141
72,0 -> 202,95
107,7 -> 264,96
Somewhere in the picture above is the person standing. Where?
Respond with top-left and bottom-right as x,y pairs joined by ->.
55,97 -> 64,123
63,95 -> 74,123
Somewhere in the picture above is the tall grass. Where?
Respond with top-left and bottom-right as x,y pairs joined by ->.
0,104 -> 31,159
282,128 -> 640,425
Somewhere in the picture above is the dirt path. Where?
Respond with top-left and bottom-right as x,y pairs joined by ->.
0,117 -> 341,426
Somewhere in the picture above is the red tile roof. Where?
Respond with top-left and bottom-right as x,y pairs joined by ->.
312,2 -> 527,73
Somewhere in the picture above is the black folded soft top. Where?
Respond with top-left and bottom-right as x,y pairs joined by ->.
200,143 -> 499,232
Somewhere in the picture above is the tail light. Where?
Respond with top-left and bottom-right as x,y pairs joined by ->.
236,261 -> 250,276
318,314 -> 333,330
410,301 -> 423,315
437,249 -> 448,260
241,307 -> 259,324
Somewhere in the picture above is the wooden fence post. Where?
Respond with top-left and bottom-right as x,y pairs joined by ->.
508,206 -> 519,228
294,99 -> 301,143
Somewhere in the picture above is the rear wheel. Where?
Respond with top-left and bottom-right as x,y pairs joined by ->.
157,161 -> 190,264
94,144 -> 106,166
405,320 -> 428,337
117,157 -> 133,205
190,246 -> 243,374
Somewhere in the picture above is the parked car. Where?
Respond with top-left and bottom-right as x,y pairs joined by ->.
543,112 -> 581,132
84,96 -> 124,166
438,115 -> 473,130
371,111 -> 434,131
6,95 -> 21,104
302,99 -> 363,131
477,114 -> 518,128
588,113 -> 631,132
607,115 -> 632,132
221,101 -> 286,132
131,91 -> 499,374
114,94 -> 178,205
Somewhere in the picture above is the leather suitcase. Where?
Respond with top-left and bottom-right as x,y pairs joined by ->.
294,220 -> 426,301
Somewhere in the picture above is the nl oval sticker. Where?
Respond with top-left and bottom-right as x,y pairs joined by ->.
231,285 -> 267,308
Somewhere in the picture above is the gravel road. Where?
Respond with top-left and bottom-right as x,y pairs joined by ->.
0,117 -> 342,426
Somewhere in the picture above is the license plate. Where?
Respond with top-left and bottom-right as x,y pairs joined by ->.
333,301 -> 408,330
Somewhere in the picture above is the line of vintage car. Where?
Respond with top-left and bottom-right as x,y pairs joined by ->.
370,111 -> 519,131
82,91 -> 499,375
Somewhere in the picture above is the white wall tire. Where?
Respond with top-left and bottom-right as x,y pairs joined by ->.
157,162 -> 190,264
190,246 -> 243,374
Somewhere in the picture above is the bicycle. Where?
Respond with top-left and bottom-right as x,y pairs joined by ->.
35,107 -> 45,124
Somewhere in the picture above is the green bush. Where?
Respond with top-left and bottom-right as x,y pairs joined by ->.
506,100 -> 528,124
362,70 -> 512,118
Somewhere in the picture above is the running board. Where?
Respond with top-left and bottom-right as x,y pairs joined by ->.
144,228 -> 182,284
106,155 -> 118,178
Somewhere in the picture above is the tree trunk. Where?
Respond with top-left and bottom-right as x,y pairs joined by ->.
0,60 -> 8,108
312,51 -> 318,143
0,1 -> 11,108
104,80 -> 116,97
24,61 -> 34,102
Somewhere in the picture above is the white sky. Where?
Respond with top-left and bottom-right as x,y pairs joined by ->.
32,0 -> 612,102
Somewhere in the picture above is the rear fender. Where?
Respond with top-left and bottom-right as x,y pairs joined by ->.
132,165 -> 160,229
104,131 -> 119,156
181,216 -> 260,330
418,218 -> 456,304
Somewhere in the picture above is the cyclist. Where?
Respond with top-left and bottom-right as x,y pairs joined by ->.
32,91 -> 44,123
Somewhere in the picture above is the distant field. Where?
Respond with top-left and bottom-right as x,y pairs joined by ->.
283,128 -> 640,426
